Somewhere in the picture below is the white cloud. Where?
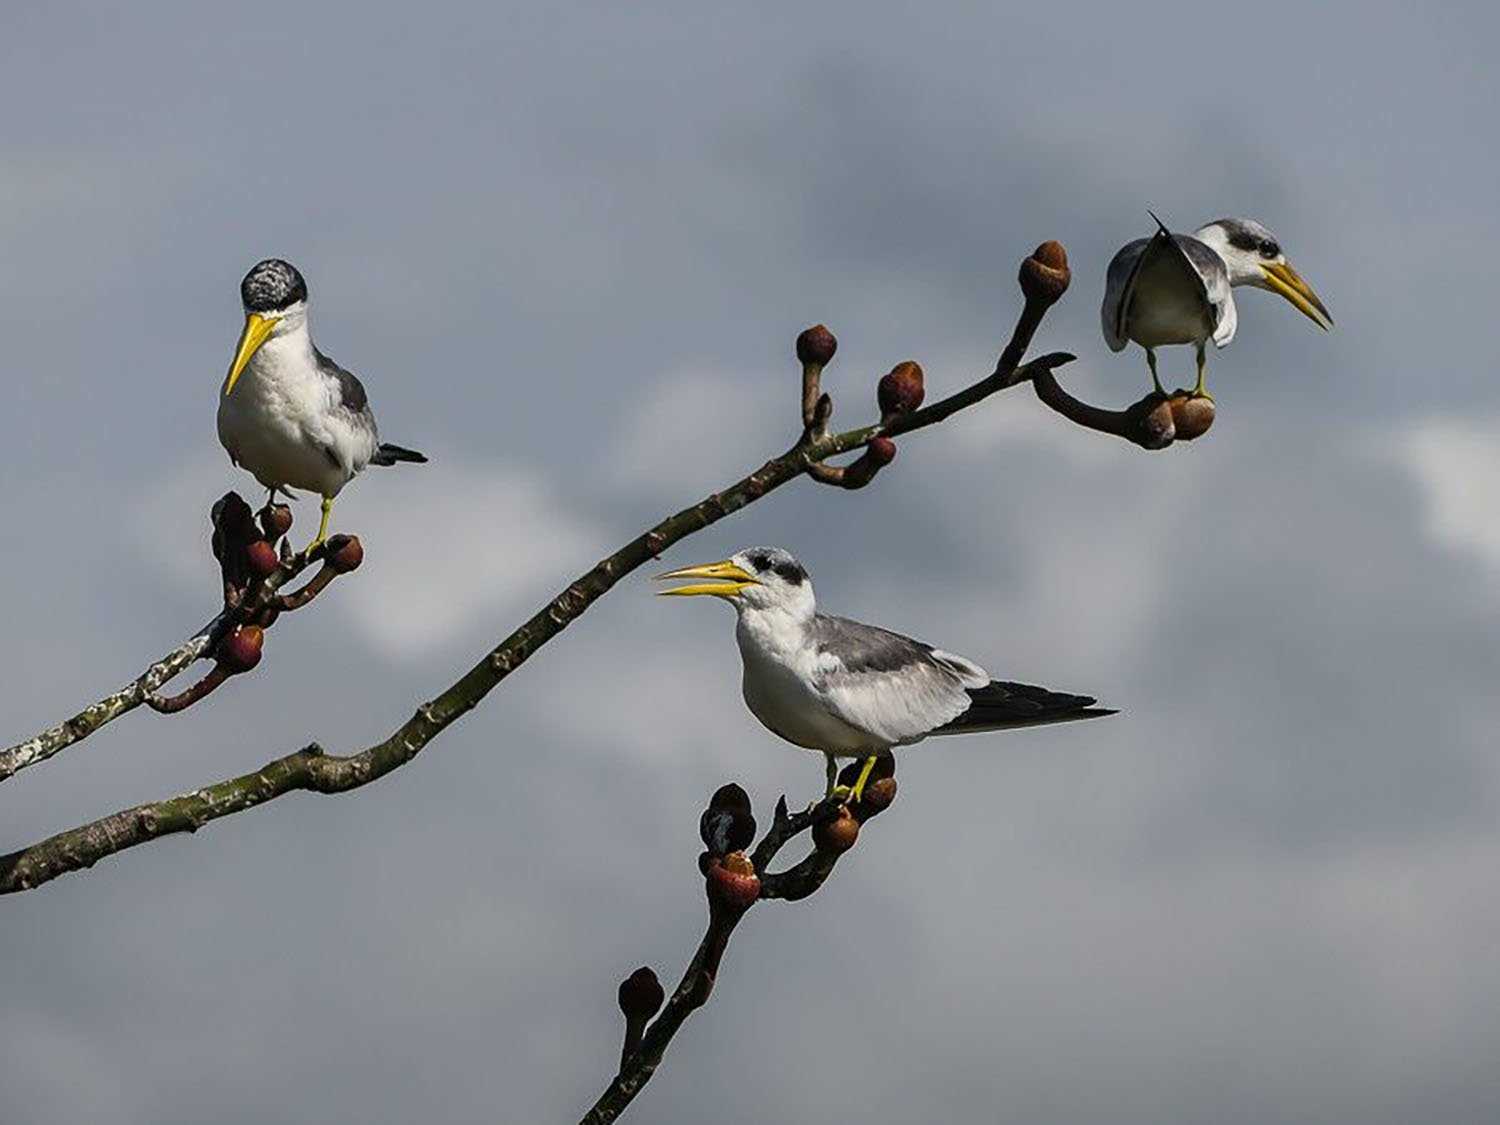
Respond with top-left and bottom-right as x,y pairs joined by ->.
1400,416 -> 1500,577
606,365 -> 785,492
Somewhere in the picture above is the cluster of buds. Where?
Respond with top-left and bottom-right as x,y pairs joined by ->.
1122,390 -> 1217,449
151,492 -> 366,714
794,326 -> 911,491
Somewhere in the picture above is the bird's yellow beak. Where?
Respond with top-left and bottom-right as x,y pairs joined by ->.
655,559 -> 759,599
223,312 -> 280,396
1260,262 -> 1333,331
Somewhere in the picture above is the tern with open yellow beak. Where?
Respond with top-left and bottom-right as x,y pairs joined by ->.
1102,214 -> 1333,399
658,547 -> 1115,802
216,258 -> 426,550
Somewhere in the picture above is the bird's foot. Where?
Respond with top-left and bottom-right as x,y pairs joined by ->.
303,497 -> 334,554
846,756 -> 879,805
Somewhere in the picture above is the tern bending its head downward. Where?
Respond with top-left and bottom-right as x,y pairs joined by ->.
658,547 -> 1115,802
217,258 -> 427,550
1102,214 -> 1332,401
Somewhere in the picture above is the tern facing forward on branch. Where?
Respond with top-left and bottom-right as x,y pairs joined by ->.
217,259 -> 427,549
658,547 -> 1115,802
1102,215 -> 1333,400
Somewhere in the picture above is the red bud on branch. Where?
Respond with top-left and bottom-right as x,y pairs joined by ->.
216,625 -> 264,674
705,851 -> 761,913
878,361 -> 925,420
1167,394 -> 1215,441
1019,240 -> 1071,307
796,324 -> 837,367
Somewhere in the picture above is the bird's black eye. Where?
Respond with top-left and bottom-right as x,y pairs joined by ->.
772,562 -> 805,585
1259,239 -> 1280,258
747,554 -> 771,573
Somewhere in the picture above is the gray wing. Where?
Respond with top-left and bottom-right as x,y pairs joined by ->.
808,615 -> 988,747
1102,236 -> 1151,352
314,348 -> 377,429
1173,235 -> 1236,347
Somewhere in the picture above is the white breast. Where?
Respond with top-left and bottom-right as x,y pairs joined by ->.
736,611 -> 879,754
216,334 -> 364,498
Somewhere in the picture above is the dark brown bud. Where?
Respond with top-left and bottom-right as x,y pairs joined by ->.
324,534 -> 364,573
216,624 -> 264,674
856,776 -> 898,819
796,324 -> 837,367
1019,240 -> 1071,306
812,805 -> 860,853
1167,393 -> 1215,442
244,539 -> 281,579
700,782 -> 756,856
260,504 -> 293,541
618,967 -> 665,1022
1125,395 -> 1177,450
705,851 -> 761,911
834,759 -> 888,810
840,444 -> 891,490
878,361 -> 925,418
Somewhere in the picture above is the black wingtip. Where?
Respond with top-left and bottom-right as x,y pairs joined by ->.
1146,208 -> 1171,237
373,443 -> 428,466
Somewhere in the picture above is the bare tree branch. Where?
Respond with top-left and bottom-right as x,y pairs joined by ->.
581,764 -> 896,1124
1030,366 -> 1217,448
0,625 -> 220,783
2,238 -> 1118,895
0,497 -> 357,784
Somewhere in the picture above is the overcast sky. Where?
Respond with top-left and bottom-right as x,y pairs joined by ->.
4,2 -> 1499,1122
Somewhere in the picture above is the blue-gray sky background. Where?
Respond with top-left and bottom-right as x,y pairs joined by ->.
4,3 -> 1499,1122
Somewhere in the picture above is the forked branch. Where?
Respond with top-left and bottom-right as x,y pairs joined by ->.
581,763 -> 897,1124
2,238 -> 1135,895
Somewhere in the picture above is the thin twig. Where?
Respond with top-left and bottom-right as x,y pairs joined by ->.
0,534 -> 336,785
581,772 -> 892,1124
0,622 -> 221,784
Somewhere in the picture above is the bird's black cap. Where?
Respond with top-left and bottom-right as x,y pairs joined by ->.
240,258 -> 308,313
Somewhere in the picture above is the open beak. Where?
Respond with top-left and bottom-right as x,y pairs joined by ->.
1260,262 -> 1333,331
655,559 -> 759,599
223,312 -> 280,395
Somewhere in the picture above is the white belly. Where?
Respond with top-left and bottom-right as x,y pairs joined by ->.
739,641 -> 883,756
216,345 -> 370,498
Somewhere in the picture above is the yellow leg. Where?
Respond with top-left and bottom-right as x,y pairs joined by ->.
1146,348 -> 1164,397
1192,343 -> 1213,401
306,496 -> 333,552
849,755 -> 878,804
